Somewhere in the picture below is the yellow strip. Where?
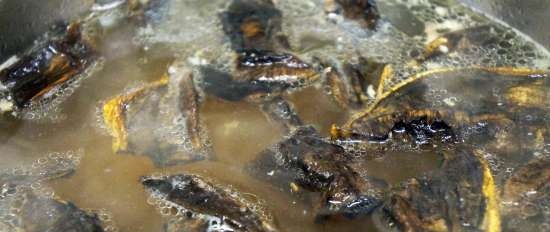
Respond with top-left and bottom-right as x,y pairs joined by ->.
475,151 -> 501,232
422,37 -> 449,60
102,76 -> 168,153
103,96 -> 130,152
345,67 -> 458,129
330,124 -> 341,140
376,64 -> 394,98
478,66 -> 547,77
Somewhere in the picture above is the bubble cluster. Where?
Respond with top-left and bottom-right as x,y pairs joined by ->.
18,59 -> 105,123
144,176 -> 206,222
0,154 -> 80,229
382,0 -> 549,93
503,183 -> 550,231
270,0 -> 550,98
133,0 -> 234,71
394,0 -> 480,39
424,88 -> 464,108
0,149 -> 115,232
281,0 -> 422,63
87,208 -> 119,232
0,150 -> 83,207
94,100 -> 112,136
128,0 -> 550,114
1,150 -> 83,185
479,150 -> 505,174
335,140 -> 375,158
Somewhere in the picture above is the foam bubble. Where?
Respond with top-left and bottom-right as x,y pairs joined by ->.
133,0 -> 232,69
18,59 -> 105,123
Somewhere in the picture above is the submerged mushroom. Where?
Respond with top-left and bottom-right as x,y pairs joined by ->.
0,151 -> 109,232
102,62 -> 212,166
141,174 -> 278,232
336,67 -> 548,151
0,22 -> 98,114
373,147 -> 500,232
249,126 -> 387,223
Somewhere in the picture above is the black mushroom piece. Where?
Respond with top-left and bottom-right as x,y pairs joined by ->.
0,22 -> 97,113
220,0 -> 287,51
260,96 -> 303,132
235,50 -> 315,85
206,0 -> 319,130
198,51 -> 317,134
333,109 -> 456,145
141,174 -> 277,232
373,148 -> 500,232
13,193 -> 105,232
205,0 -> 318,103
249,126 -> 386,223
325,0 -> 380,30
232,49 -> 318,95
200,50 -> 317,102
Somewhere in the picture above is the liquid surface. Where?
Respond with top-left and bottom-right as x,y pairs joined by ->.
0,0 -> 549,231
